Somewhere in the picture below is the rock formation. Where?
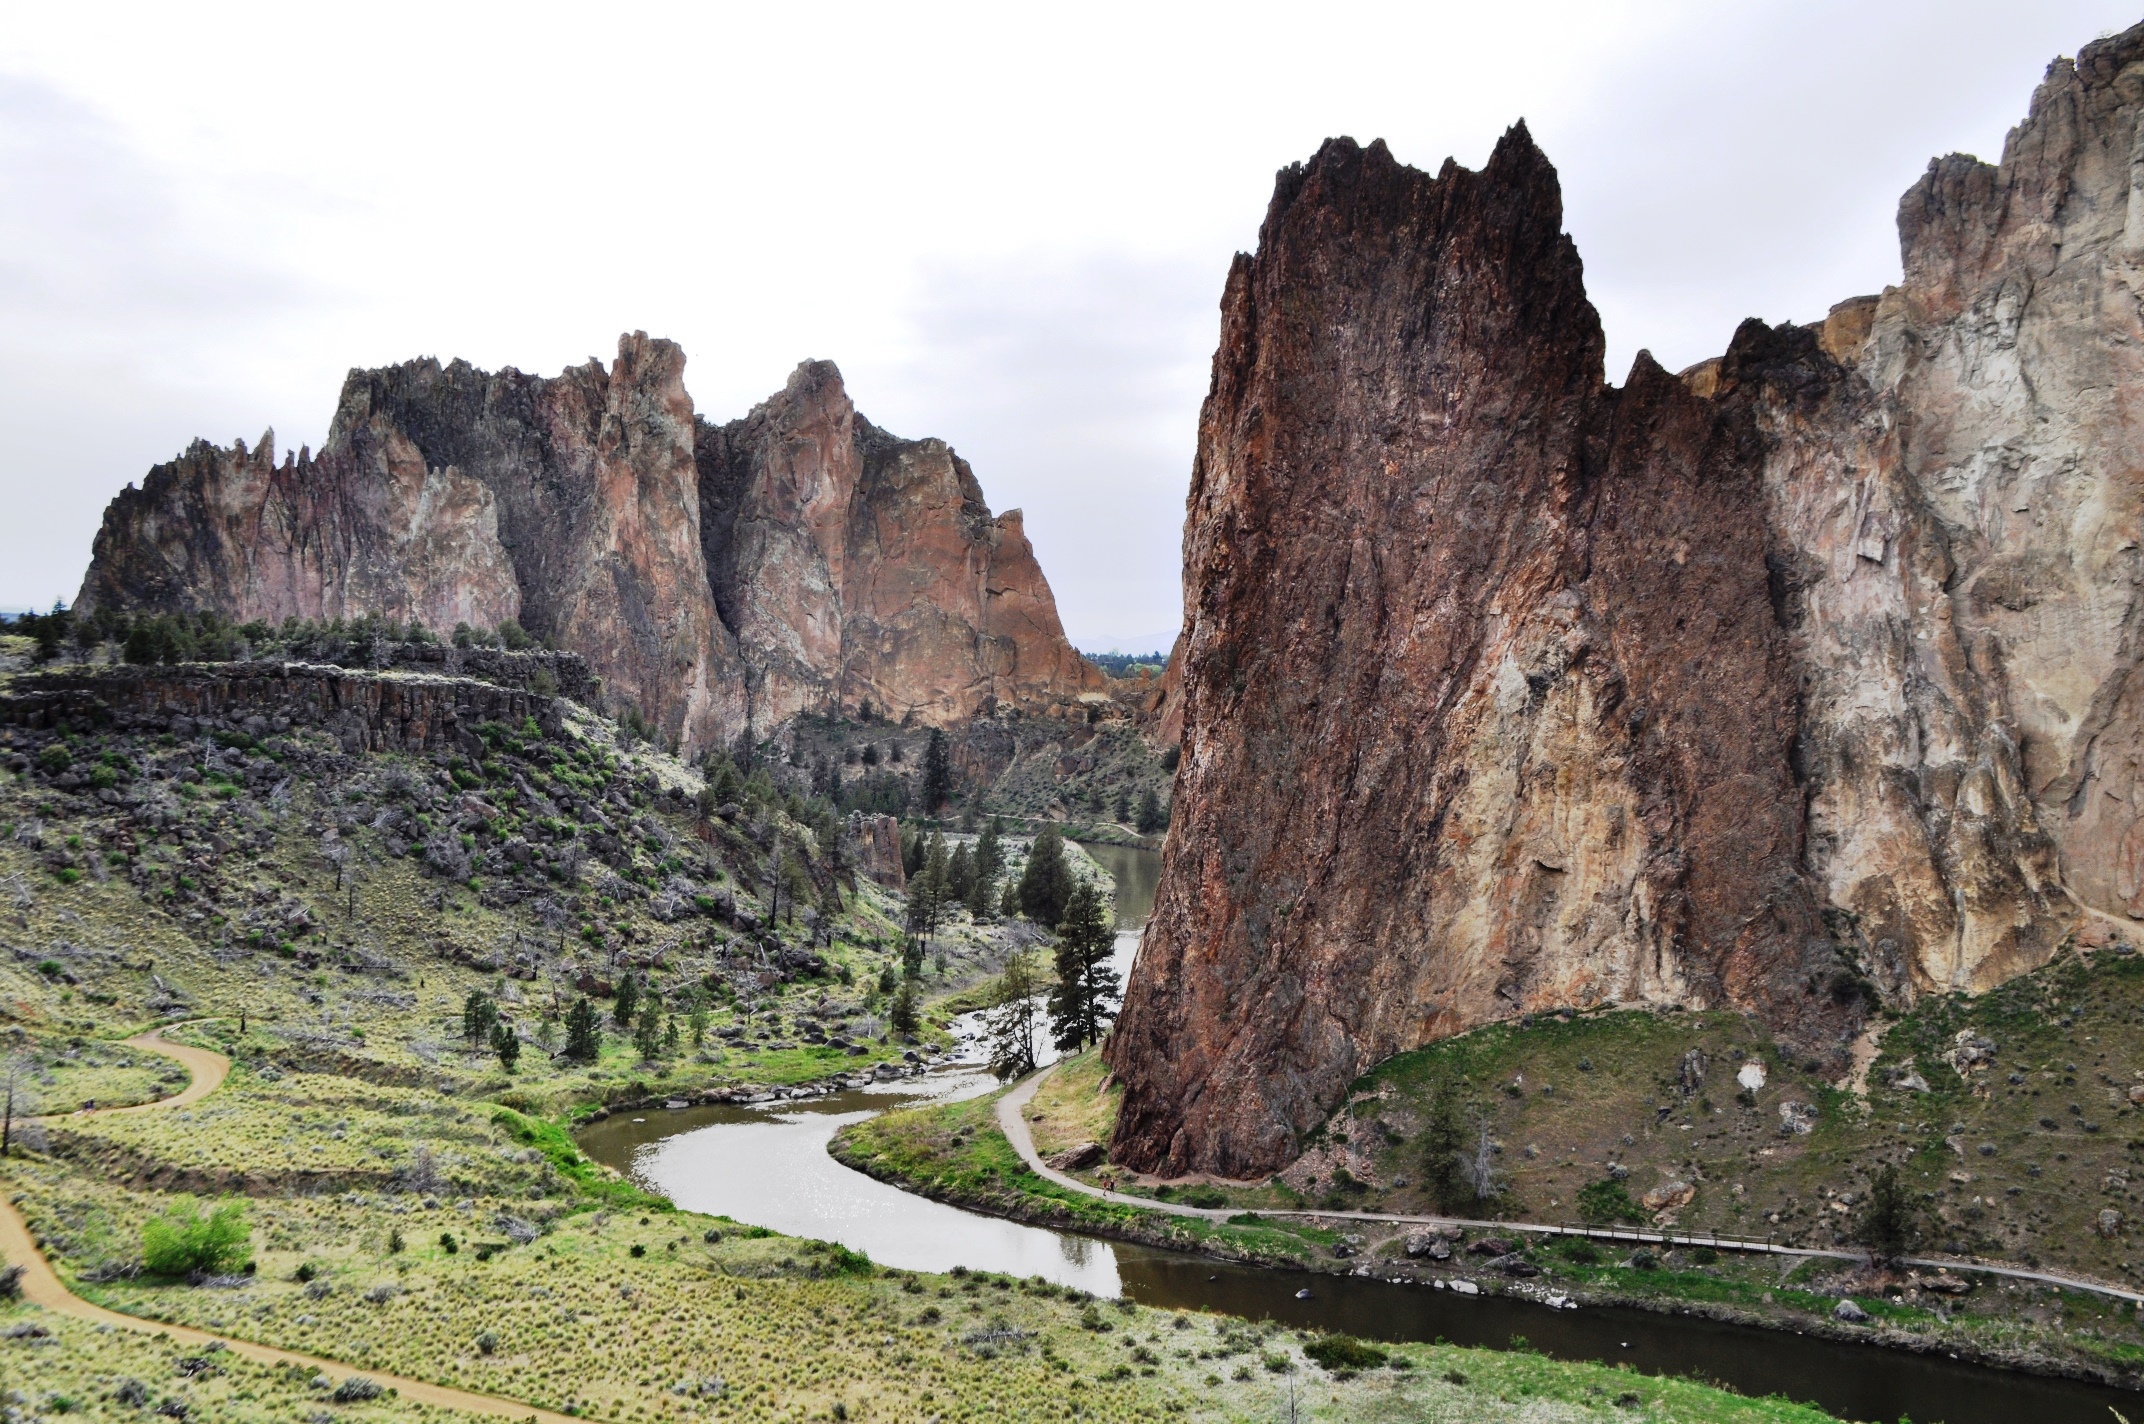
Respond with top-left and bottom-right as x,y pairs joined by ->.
0,661 -> 570,758
76,340 -> 1101,751
696,361 -> 1107,729
1110,24 -> 2144,1177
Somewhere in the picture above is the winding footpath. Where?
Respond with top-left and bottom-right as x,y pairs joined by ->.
996,1067 -> 2144,1305
3,1022 -> 570,1424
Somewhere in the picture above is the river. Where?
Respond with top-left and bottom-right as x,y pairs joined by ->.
579,842 -> 2134,1424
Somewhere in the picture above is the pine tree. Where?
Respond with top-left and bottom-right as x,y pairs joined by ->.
613,973 -> 640,1028
1047,882 -> 1119,1052
922,728 -> 953,814
984,952 -> 1043,1080
1016,825 -> 1073,926
562,998 -> 602,1063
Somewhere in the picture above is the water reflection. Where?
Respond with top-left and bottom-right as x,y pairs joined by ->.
1075,842 -> 1163,928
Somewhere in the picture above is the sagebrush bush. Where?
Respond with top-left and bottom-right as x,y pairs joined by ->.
141,1197 -> 251,1277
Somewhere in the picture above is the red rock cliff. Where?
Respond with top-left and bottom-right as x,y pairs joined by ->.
76,340 -> 1101,750
1110,23 -> 2144,1178
695,361 -> 1107,727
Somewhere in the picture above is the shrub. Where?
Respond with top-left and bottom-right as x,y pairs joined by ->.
141,1198 -> 251,1278
1302,1335 -> 1388,1372
331,1377 -> 384,1403
1577,1177 -> 1643,1226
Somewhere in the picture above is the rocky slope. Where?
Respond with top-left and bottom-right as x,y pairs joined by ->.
1111,24 -> 2144,1178
75,340 -> 1101,751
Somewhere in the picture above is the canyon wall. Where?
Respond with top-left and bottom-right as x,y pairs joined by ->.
76,340 -> 1101,751
1110,24 -> 2144,1178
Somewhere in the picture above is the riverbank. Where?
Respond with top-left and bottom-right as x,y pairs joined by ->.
831,1057 -> 2144,1395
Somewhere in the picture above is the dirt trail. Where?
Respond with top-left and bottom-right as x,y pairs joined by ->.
38,1024 -> 230,1120
4,1024 -> 572,1424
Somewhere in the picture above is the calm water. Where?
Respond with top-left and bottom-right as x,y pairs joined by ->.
1076,840 -> 1163,928
579,844 -> 2137,1423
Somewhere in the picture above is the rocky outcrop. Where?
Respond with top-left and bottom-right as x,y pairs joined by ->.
1110,24 -> 2144,1178
844,812 -> 907,891
696,361 -> 1107,728
0,662 -> 565,756
76,341 -> 1100,751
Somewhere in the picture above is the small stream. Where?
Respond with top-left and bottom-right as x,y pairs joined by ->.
579,842 -> 2136,1423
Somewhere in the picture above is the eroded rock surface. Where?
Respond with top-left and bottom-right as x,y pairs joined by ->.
1110,25 -> 2144,1177
77,342 -> 1100,751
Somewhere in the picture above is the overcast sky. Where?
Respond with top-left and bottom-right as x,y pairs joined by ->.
2,2 -> 2136,648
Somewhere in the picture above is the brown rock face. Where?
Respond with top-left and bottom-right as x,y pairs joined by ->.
1110,25 -> 2144,1178
77,340 -> 1099,750
696,361 -> 1106,727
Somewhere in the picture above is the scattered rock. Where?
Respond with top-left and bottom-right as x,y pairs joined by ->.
1778,1101 -> 1819,1136
1641,1180 -> 1696,1212
1833,1299 -> 1869,1324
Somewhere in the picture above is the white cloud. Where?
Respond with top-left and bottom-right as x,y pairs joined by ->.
1,0 -> 2136,628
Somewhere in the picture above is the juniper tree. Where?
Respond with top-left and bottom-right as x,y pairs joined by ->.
888,978 -> 920,1038
491,1022 -> 521,1072
613,972 -> 640,1028
462,991 -> 497,1048
635,994 -> 663,1061
1857,1163 -> 1920,1266
905,834 -> 949,947
1417,1081 -> 1468,1211
945,841 -> 974,906
563,997 -> 602,1063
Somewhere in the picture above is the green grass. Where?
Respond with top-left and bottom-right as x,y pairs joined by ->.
2,1300 -> 459,1423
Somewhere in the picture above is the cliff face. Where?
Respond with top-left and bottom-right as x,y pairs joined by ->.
695,361 -> 1106,727
77,341 -> 1099,750
1110,25 -> 2144,1178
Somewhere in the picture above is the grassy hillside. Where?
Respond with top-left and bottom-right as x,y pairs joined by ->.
0,661 -> 1843,1423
